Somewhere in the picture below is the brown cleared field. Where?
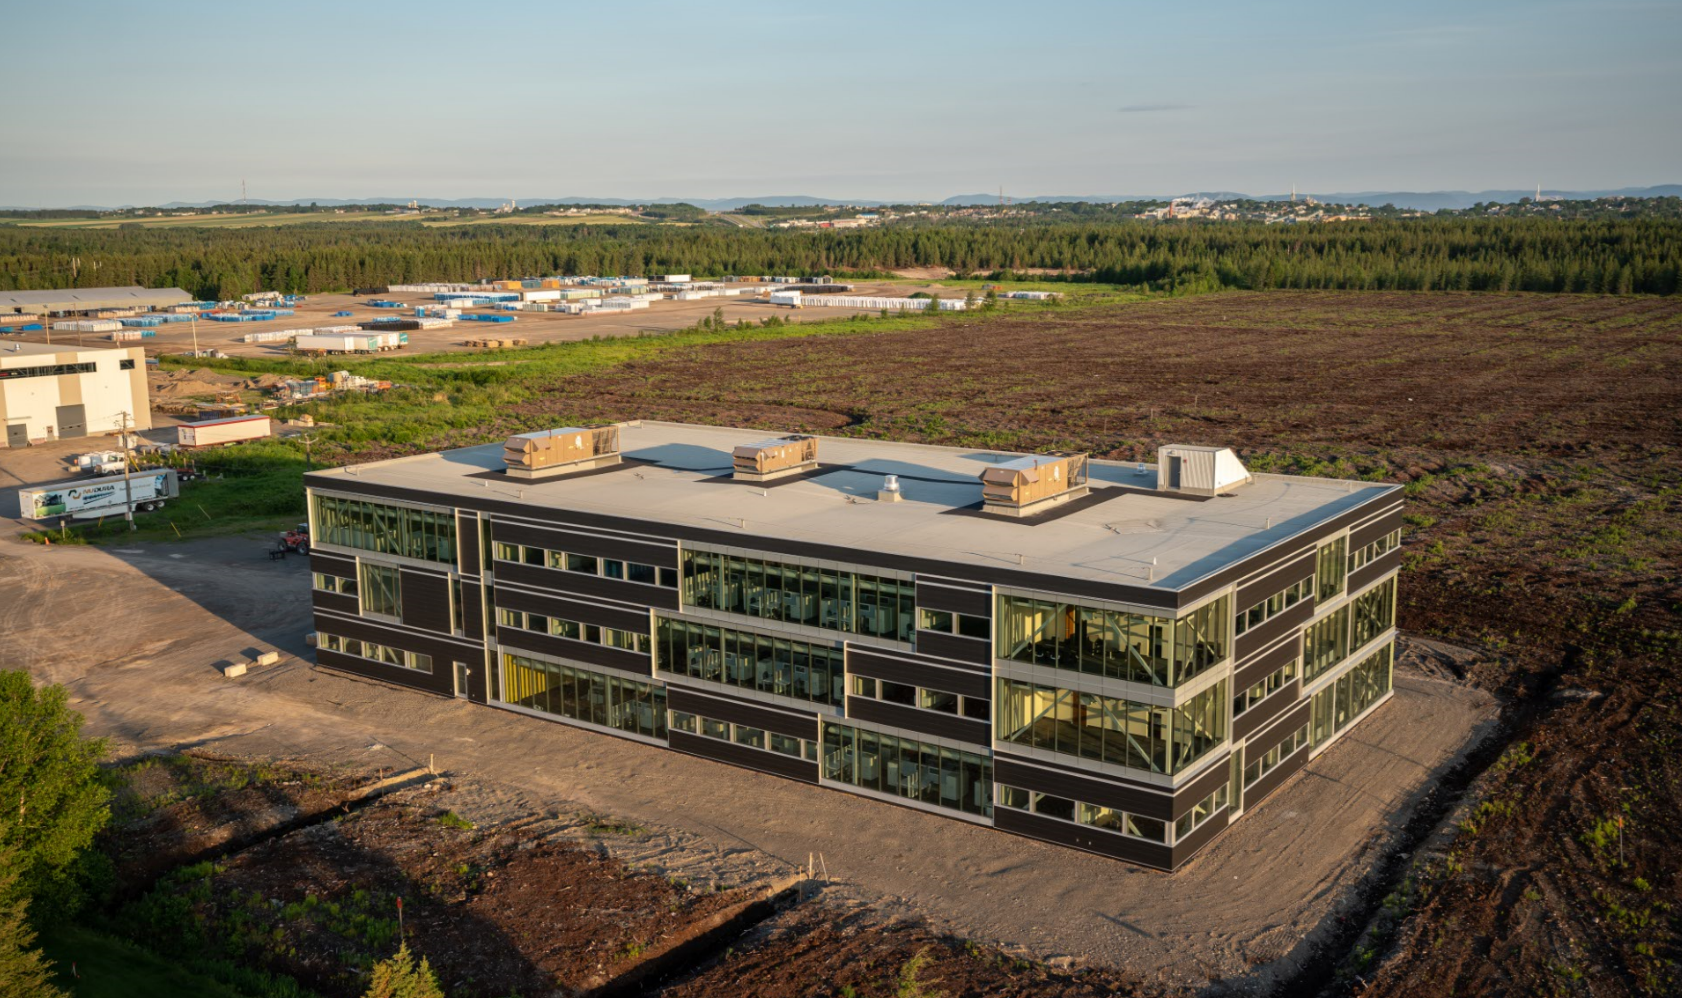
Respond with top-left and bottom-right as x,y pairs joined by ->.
511,290 -> 1681,997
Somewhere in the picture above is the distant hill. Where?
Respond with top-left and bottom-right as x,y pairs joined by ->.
5,186 -> 1678,214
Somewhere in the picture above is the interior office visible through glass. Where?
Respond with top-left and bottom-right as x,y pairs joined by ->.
994,594 -> 1230,686
680,549 -> 914,642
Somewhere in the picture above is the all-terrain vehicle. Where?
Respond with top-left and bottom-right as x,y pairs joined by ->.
279,523 -> 310,555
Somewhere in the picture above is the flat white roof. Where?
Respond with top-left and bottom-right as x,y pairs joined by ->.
1,341 -> 133,361
309,421 -> 1396,592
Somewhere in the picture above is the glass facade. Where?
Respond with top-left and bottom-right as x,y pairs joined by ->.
994,594 -> 1230,687
655,617 -> 844,707
1350,578 -> 1396,649
359,563 -> 401,617
312,572 -> 358,596
679,549 -> 913,642
312,494 -> 456,564
995,677 -> 1228,775
1311,641 -> 1394,745
1316,537 -> 1347,602
1303,605 -> 1350,682
501,652 -> 667,739
822,722 -> 992,816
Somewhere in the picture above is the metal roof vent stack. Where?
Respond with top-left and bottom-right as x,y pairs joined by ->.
503,424 -> 622,480
978,452 -> 1090,517
732,434 -> 818,482
1155,445 -> 1253,496
878,474 -> 902,503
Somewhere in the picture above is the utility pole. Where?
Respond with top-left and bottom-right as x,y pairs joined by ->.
299,431 -> 316,472
190,313 -> 200,356
116,410 -> 136,530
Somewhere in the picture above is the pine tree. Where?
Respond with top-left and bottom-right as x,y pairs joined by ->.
0,861 -> 64,998
364,942 -> 446,998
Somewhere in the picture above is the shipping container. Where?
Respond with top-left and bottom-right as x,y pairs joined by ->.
177,415 -> 273,449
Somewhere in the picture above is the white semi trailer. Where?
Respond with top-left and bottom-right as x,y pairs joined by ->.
17,469 -> 180,520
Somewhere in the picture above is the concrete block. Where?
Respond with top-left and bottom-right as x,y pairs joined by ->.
222,662 -> 247,679
254,651 -> 280,667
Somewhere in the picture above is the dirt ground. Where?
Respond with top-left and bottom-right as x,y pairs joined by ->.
0,534 -> 1492,991
3,280 -> 976,360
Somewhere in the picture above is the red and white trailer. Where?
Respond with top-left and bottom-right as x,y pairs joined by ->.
177,414 -> 272,449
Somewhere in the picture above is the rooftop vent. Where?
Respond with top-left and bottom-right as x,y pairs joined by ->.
732,434 -> 818,482
978,452 -> 1089,517
503,424 -> 621,479
1156,445 -> 1252,496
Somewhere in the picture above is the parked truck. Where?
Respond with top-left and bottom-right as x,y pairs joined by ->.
17,470 -> 180,521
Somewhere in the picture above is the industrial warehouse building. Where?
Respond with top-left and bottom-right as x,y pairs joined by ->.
1,342 -> 150,447
303,422 -> 1402,870
0,285 -> 191,318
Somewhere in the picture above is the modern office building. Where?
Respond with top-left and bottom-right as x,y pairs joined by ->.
304,421 -> 1401,870
1,342 -> 150,447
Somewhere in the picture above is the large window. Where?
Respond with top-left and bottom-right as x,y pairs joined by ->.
1349,529 -> 1401,571
1350,578 -> 1396,649
501,653 -> 667,739
850,675 -> 989,720
671,711 -> 819,762
1303,605 -> 1350,682
1172,784 -> 1230,840
995,678 -> 1228,776
822,723 -> 992,817
655,617 -> 844,707
1311,641 -> 1394,745
1316,537 -> 1347,602
1235,576 -> 1313,636
491,541 -> 677,589
994,594 -> 1230,686
496,608 -> 650,655
313,495 -> 457,564
997,785 -> 1168,843
359,563 -> 401,617
1233,659 -> 1298,717
679,549 -> 913,642
1243,724 -> 1310,787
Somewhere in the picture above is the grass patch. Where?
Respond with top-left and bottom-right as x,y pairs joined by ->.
434,810 -> 474,831
38,924 -> 266,998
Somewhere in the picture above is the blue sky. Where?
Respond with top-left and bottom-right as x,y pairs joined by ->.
2,0 -> 1677,205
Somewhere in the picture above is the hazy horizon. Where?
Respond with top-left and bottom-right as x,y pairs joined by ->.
3,0 -> 1678,207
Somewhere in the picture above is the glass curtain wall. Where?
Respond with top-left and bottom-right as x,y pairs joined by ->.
1316,537 -> 1347,602
1310,641 -> 1394,746
312,494 -> 456,564
358,563 -> 401,617
1303,605 -> 1350,682
994,678 -> 1228,775
1350,578 -> 1397,649
994,594 -> 1230,686
655,617 -> 845,707
679,549 -> 913,642
821,722 -> 993,817
501,652 -> 667,739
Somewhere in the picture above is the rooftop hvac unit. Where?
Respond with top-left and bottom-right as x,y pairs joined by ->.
1155,445 -> 1252,496
503,424 -> 622,479
978,452 -> 1089,516
731,435 -> 818,482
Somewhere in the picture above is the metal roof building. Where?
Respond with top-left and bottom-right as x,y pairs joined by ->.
0,286 -> 193,317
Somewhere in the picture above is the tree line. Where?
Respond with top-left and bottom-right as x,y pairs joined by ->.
0,217 -> 1676,300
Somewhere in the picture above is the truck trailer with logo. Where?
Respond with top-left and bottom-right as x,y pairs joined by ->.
17,469 -> 180,520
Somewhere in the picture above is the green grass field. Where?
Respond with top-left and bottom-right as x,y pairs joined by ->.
39,925 -> 257,998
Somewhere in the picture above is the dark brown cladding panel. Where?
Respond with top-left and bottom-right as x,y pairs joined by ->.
1168,805 -> 1231,868
993,754 -> 1174,821
1349,505 -> 1405,551
843,697 -> 991,746
846,648 -> 990,699
312,589 -> 360,617
1234,550 -> 1316,610
1171,757 -> 1234,820
310,552 -> 357,578
456,512 -> 481,576
401,568 -> 453,634
1244,699 -> 1313,758
914,582 -> 991,618
316,647 -> 453,696
1240,740 -> 1308,809
666,686 -> 820,741
1233,596 -> 1314,662
494,586 -> 650,634
1233,630 -> 1304,692
1348,550 -> 1402,595
491,519 -> 676,568
313,609 -> 484,665
993,806 -> 1173,870
1232,682 -> 1300,742
495,628 -> 655,678
914,630 -> 992,666
668,730 -> 820,784
306,475 -> 1401,612
493,560 -> 680,612
461,580 -> 485,640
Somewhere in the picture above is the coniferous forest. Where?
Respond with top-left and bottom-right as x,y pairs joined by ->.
1,217 -> 1676,300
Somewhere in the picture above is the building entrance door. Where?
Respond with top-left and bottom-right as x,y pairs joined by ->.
5,424 -> 27,448
55,404 -> 86,438
1169,456 -> 1182,489
453,661 -> 471,698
